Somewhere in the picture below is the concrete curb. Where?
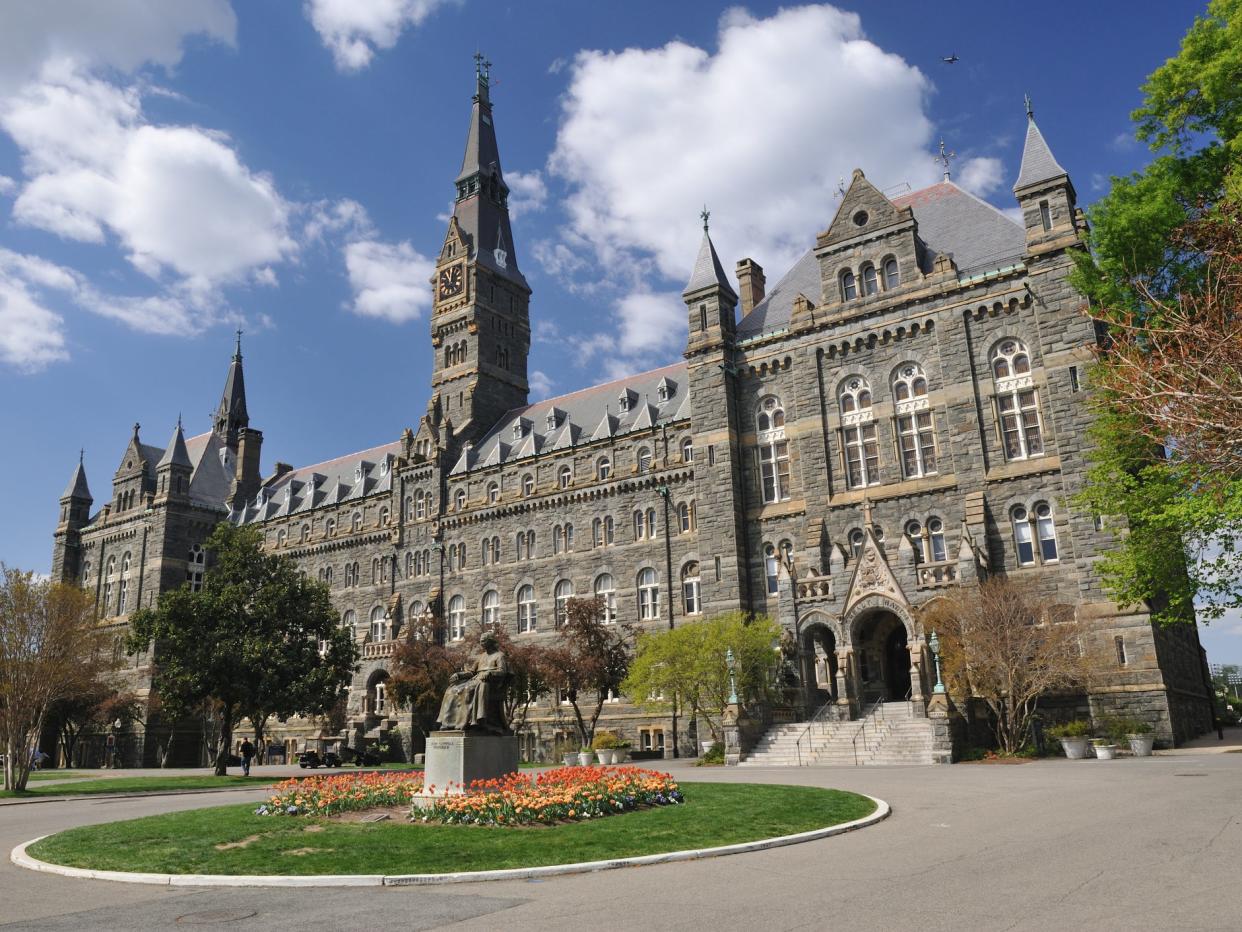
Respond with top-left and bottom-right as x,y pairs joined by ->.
10,794 -> 889,887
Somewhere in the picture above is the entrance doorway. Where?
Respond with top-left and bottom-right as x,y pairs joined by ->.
855,611 -> 911,703
802,624 -> 838,701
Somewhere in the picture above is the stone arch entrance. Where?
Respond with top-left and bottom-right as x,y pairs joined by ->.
853,610 -> 912,703
801,619 -> 838,702
365,669 -> 390,717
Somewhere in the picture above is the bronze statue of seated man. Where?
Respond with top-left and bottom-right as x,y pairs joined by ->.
435,630 -> 511,735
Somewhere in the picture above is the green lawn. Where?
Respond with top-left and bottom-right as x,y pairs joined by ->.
27,783 -> 875,876
26,771 -> 87,782
0,775 -> 277,799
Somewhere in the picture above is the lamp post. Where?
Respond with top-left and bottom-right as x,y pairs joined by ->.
726,648 -> 738,705
929,630 -> 946,695
1229,672 -> 1242,699
656,482 -> 679,758
431,537 -> 446,645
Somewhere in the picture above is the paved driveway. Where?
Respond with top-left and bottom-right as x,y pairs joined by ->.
2,753 -> 1239,931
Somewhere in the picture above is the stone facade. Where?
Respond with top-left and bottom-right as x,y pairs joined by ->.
50,72 -> 1215,762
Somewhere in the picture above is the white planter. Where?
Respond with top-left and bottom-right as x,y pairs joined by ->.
1059,737 -> 1090,760
596,749 -> 616,765
577,751 -> 594,767
1128,734 -> 1155,757
1093,744 -> 1118,760
562,753 -> 577,767
615,748 -> 630,763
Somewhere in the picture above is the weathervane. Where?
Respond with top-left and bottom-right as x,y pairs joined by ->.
935,139 -> 956,180
834,177 -> 846,198
1024,93 -> 1034,121
473,51 -> 491,80
700,205 -> 710,232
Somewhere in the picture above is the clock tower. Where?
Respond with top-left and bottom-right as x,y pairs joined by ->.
429,56 -> 532,446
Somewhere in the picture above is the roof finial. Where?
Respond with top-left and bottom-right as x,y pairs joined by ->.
935,139 -> 956,180
700,205 -> 710,232
79,448 -> 84,465
233,328 -> 243,361
177,412 -> 183,431
132,422 -> 141,441
1024,93 -> 1034,122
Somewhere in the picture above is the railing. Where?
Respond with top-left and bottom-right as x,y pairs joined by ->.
363,640 -> 396,659
916,561 -> 958,589
793,702 -> 844,766
850,698 -> 889,766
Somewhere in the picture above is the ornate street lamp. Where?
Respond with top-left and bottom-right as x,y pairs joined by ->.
929,630 -> 946,695
726,647 -> 738,705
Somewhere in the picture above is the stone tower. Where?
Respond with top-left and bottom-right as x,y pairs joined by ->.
51,452 -> 92,583
429,58 -> 532,450
213,332 -> 263,507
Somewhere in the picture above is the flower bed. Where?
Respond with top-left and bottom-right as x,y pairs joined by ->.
419,765 -> 682,827
256,771 -> 425,817
254,766 -> 682,826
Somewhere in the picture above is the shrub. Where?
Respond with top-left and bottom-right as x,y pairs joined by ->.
591,730 -> 621,751
695,742 -> 725,766
1047,720 -> 1091,739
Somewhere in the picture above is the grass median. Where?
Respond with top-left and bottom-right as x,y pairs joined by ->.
27,783 -> 875,876
0,775 -> 278,799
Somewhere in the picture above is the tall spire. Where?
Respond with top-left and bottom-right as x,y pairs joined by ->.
1014,105 -> 1067,192
215,334 -> 249,443
683,209 -> 736,299
157,419 -> 192,469
451,54 -> 527,288
61,453 -> 91,501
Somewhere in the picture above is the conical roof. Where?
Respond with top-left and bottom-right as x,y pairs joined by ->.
61,454 -> 91,500
1014,117 -> 1067,191
157,421 -> 192,469
215,332 -> 248,433
683,226 -> 736,298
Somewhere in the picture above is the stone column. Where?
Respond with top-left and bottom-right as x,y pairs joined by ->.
836,648 -> 857,717
926,691 -> 956,764
723,703 -> 742,766
908,638 -> 926,715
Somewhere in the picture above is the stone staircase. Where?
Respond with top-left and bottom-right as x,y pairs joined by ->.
739,701 -> 936,767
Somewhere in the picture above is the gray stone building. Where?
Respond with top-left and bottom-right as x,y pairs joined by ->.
52,68 -> 1214,764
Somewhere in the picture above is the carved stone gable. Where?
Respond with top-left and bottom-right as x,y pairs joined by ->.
844,527 -> 908,615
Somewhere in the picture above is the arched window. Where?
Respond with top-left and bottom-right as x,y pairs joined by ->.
351,511 -> 362,532
1011,505 -> 1035,565
481,590 -> 499,629
554,580 -> 574,626
841,269 -> 857,300
882,257 -> 899,290
682,562 -> 701,616
301,524 -> 310,543
487,482 -> 499,505
604,515 -> 614,545
405,551 -> 414,577
522,474 -> 534,496
370,605 -> 387,642
323,566 -> 334,585
595,574 -> 616,624
992,340 -> 1044,461
564,523 -> 574,552
452,488 -> 465,510
764,544 -> 780,595
1035,502 -> 1059,562
415,491 -> 427,519
373,679 -> 387,714
448,595 -> 465,641
929,518 -> 947,562
633,510 -> 645,540
378,506 -> 389,527
517,585 -> 537,633
187,545 -> 205,591
756,396 -> 790,504
341,609 -> 356,634
326,518 -> 336,537
491,536 -> 501,563
456,541 -> 467,570
558,465 -> 572,489
103,556 -> 116,615
637,568 -> 660,620
516,531 -> 526,560
681,437 -> 694,462
404,495 -> 414,520
892,364 -> 936,479
848,528 -> 865,558
645,508 -> 657,539
525,529 -> 536,558
371,557 -> 381,584
905,520 -> 925,564
410,600 -> 424,622
597,458 -> 611,481
861,263 -> 878,295
553,525 -> 564,554
677,501 -> 693,533
637,448 -> 652,472
118,576 -> 129,614
839,377 -> 879,488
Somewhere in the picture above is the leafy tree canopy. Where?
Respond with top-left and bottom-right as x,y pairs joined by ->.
127,524 -> 357,774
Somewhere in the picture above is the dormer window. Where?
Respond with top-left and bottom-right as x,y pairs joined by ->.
354,465 -> 363,482
494,246 -> 507,268
618,391 -> 632,413
546,411 -> 559,431
657,378 -> 675,403
379,458 -> 389,476
512,421 -> 525,440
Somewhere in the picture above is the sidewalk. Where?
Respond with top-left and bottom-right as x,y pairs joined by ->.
1156,724 -> 1242,755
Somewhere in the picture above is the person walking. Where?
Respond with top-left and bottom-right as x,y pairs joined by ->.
239,738 -> 255,777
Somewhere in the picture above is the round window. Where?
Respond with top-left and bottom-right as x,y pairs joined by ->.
853,210 -> 869,226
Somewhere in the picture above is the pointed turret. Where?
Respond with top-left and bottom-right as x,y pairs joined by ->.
62,450 -> 92,502
1012,97 -> 1081,252
156,418 -> 193,500
451,55 -> 527,289
684,209 -> 738,355
214,330 -> 249,445
156,419 -> 192,469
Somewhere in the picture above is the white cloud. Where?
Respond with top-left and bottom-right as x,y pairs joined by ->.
302,197 -> 374,243
1110,131 -> 1137,151
0,174 -> 14,195
343,239 -> 434,323
957,156 -> 1003,197
2,65 -> 295,288
304,0 -> 457,72
0,1 -> 235,98
568,290 -> 686,379
529,370 -> 554,397
546,5 -> 942,293
506,169 -> 547,220
0,268 -> 68,372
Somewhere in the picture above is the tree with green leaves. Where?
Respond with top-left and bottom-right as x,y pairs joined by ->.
127,524 -> 357,775
543,597 -> 634,748
1074,0 -> 1242,625
622,612 -> 781,744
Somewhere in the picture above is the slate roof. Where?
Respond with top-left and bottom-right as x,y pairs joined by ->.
62,458 -> 91,500
684,229 -> 737,298
454,362 -> 690,474
156,423 -> 192,469
737,180 -> 1025,339
1014,118 -> 1067,191
233,439 -> 401,525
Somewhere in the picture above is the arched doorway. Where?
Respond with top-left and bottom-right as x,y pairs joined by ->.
853,610 -> 912,703
801,623 -> 838,702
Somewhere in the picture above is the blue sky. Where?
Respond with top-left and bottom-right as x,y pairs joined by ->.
2,1 -> 1233,659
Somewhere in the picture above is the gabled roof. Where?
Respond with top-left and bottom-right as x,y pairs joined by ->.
1014,117 -> 1067,191
233,439 -> 400,524
737,180 -> 1025,339
456,362 -> 689,474
187,431 -> 233,510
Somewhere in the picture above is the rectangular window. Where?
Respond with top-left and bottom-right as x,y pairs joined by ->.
1014,520 -> 1035,565
765,553 -> 779,594
1039,200 -> 1052,232
843,424 -> 880,488
708,445 -> 716,466
897,412 -> 937,479
998,390 -> 1044,460
714,556 -> 722,581
1114,636 -> 1127,667
1069,365 -> 1080,393
759,440 -> 791,503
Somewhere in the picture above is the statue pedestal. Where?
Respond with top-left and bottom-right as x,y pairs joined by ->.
417,731 -> 520,801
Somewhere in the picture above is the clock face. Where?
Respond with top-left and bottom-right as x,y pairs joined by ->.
438,264 -> 464,300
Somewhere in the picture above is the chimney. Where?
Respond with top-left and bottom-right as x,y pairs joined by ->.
736,258 -> 766,316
